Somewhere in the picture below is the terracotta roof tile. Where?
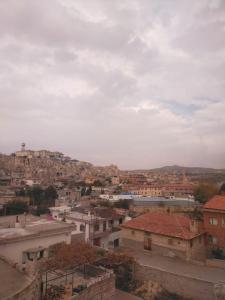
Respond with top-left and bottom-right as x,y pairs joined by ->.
122,211 -> 203,240
203,195 -> 225,211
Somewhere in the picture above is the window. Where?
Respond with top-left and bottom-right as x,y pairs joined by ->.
103,221 -> 106,232
199,236 -> 202,244
209,218 -> 218,225
94,223 -> 100,232
222,218 -> 225,226
131,230 -> 135,235
208,235 -> 218,245
80,224 -> 85,232
212,236 -> 218,244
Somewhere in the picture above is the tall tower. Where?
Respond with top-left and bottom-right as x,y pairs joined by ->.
21,142 -> 26,151
182,169 -> 188,183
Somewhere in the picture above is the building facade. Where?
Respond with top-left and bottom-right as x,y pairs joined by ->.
203,195 -> 225,255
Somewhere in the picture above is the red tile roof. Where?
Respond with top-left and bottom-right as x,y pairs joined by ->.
122,211 -> 203,240
203,195 -> 225,211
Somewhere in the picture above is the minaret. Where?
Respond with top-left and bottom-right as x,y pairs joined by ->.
21,142 -> 26,151
182,169 -> 188,183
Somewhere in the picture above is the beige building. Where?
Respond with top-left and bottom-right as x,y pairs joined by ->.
122,211 -> 206,261
0,214 -> 75,272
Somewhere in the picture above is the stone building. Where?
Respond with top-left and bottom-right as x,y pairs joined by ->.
122,211 -> 206,261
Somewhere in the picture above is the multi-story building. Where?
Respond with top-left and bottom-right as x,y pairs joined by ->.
203,195 -> 225,255
138,185 -> 163,197
162,183 -> 194,198
50,207 -> 124,249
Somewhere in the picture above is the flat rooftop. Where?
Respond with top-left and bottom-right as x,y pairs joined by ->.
0,214 -> 75,241
0,259 -> 28,300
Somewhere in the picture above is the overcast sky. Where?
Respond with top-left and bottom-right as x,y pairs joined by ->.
0,0 -> 225,169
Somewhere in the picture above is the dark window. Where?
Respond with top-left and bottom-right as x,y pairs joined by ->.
103,221 -> 106,231
94,223 -> 100,232
80,224 -> 85,232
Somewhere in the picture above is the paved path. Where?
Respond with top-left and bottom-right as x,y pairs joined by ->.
111,289 -> 142,300
123,247 -> 225,283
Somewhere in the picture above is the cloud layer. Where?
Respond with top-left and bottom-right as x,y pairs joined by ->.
0,0 -> 225,169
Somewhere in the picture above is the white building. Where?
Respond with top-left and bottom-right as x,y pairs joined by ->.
0,214 -> 75,272
50,207 -> 124,249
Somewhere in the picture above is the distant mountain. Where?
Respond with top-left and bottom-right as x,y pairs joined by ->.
129,165 -> 225,174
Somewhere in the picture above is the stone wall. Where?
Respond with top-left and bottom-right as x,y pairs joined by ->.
71,274 -> 115,300
206,258 -> 225,269
135,264 -> 216,300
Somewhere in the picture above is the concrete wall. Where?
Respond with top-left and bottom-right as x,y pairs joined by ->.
0,232 -> 71,267
135,264 -> 216,300
5,274 -> 41,300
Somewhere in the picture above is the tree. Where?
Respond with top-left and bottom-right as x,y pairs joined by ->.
97,251 -> 137,292
81,187 -> 86,197
44,242 -> 97,270
28,186 -> 45,206
194,183 -> 218,203
85,186 -> 92,196
93,180 -> 103,187
219,183 -> 225,195
44,185 -> 58,206
4,200 -> 28,215
114,199 -> 130,209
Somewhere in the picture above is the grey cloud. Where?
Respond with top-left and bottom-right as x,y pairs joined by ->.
0,0 -> 225,168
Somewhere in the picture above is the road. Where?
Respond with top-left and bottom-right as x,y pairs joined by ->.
124,247 -> 225,283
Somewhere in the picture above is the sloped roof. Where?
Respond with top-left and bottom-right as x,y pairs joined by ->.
203,195 -> 225,211
122,211 -> 203,240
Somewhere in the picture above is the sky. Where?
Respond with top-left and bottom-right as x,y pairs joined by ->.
0,0 -> 225,170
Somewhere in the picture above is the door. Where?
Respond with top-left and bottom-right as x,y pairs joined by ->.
144,237 -> 152,250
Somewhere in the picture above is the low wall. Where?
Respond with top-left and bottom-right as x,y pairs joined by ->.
5,274 -> 41,300
135,264 -> 216,300
72,274 -> 115,300
206,259 -> 225,269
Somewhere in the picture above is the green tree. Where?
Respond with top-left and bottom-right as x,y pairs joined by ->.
28,186 -> 44,206
4,200 -> 28,215
85,186 -> 92,196
114,199 -> 130,209
219,183 -> 225,195
44,185 -> 58,206
194,183 -> 218,203
93,180 -> 104,187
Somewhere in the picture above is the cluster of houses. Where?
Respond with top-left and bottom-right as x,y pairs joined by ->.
122,195 -> 225,262
0,193 -> 225,299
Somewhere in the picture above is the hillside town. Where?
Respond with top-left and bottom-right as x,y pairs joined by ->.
1,0 -> 225,298
0,145 -> 225,300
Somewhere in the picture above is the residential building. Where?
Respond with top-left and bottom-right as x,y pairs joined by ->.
203,195 -> 225,255
0,214 -> 75,272
50,207 -> 124,249
111,176 -> 120,185
122,211 -> 206,261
